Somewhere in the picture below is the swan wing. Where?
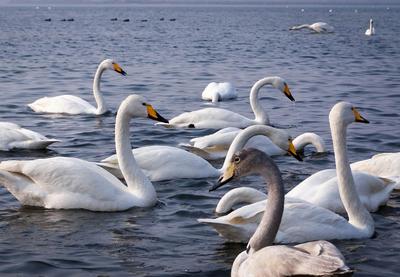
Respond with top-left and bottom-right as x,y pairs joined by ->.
164,108 -> 254,129
100,145 -> 219,181
0,157 -> 134,211
201,82 -> 237,101
28,95 -> 97,115
237,241 -> 348,277
351,152 -> 400,179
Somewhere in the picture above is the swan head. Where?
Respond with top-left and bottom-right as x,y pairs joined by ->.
100,59 -> 127,76
370,18 -> 374,25
329,102 -> 369,126
271,77 -> 294,101
212,148 -> 272,191
120,95 -> 168,123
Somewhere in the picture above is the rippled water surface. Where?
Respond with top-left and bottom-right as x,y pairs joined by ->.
0,3 -> 400,277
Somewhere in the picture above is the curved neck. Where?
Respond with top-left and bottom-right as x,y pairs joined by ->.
248,155 -> 284,252
250,77 -> 276,125
93,64 -> 107,115
293,132 -> 326,152
369,21 -> 373,30
211,91 -> 220,103
220,125 -> 282,172
115,103 -> 156,207
216,187 -> 267,214
330,120 -> 373,230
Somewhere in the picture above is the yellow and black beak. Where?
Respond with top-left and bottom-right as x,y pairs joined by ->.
146,104 -> 169,123
352,107 -> 369,124
287,139 -> 303,161
210,162 -> 235,192
113,63 -> 127,76
283,83 -> 295,102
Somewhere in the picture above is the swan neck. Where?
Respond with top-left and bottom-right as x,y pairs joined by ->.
248,156 -> 284,252
250,77 -> 273,125
115,105 -> 156,206
93,64 -> 107,115
330,120 -> 373,229
211,91 -> 220,102
221,125 -> 275,172
293,133 -> 326,152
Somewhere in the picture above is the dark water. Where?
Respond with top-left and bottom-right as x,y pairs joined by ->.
0,3 -> 400,276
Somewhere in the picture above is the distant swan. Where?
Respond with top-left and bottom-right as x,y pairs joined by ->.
0,122 -> 59,151
98,125 -> 302,181
218,149 -> 350,277
0,95 -> 168,211
157,76 -> 294,129
181,129 -> 326,161
199,102 -> 375,243
290,22 -> 334,33
28,59 -> 126,115
365,18 -> 375,36
201,82 -> 237,102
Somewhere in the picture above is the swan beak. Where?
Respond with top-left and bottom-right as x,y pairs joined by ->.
283,84 -> 295,101
113,63 -> 127,76
287,139 -> 303,161
146,104 -> 169,123
210,163 -> 235,191
352,108 -> 369,123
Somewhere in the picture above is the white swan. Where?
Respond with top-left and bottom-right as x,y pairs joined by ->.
28,59 -> 126,115
181,128 -> 326,161
290,22 -> 334,33
365,18 -> 375,36
198,102 -> 375,243
98,125 -> 302,181
201,82 -> 237,102
0,122 -> 59,151
0,95 -> 168,211
157,76 -> 294,129
220,149 -> 350,277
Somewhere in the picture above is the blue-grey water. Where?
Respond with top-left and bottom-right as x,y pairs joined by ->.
0,3 -> 400,276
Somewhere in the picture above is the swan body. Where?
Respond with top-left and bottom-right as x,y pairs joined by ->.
214,149 -> 349,276
0,95 -> 168,211
181,129 -> 326,161
365,19 -> 375,36
98,125 -> 301,181
199,102 -> 375,243
28,59 -> 126,115
0,122 -> 59,151
290,22 -> 334,33
201,82 -> 237,102
157,76 -> 294,129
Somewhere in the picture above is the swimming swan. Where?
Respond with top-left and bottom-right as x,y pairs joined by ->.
290,22 -> 334,33
365,19 -> 375,36
157,76 -> 294,129
0,95 -> 168,211
198,102 -> 375,243
201,82 -> 237,102
28,59 -> 127,115
181,129 -> 326,161
98,125 -> 302,181
218,149 -> 350,277
0,122 -> 59,151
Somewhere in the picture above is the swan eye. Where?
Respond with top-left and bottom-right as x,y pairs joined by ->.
234,156 -> 241,164
142,102 -> 146,106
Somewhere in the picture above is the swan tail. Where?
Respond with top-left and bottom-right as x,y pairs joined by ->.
96,162 -> 124,179
178,144 -> 212,160
197,218 -> 251,243
28,139 -> 60,149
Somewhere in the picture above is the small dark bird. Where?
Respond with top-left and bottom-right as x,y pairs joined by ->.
123,19 -> 130,22
169,18 -> 176,21
159,17 -> 165,21
110,18 -> 117,21
141,19 -> 148,22
44,18 -> 51,22
67,18 -> 74,21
